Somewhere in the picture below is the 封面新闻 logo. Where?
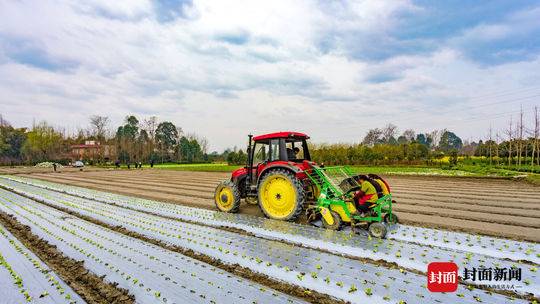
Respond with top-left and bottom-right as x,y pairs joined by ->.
427,262 -> 459,292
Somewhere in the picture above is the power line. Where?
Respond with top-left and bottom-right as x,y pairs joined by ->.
390,94 -> 540,126
458,85 -> 540,101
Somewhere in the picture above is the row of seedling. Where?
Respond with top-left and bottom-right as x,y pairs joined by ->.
8,176 -> 537,298
0,185 -> 526,304
0,222 -> 82,303
0,190 -> 304,304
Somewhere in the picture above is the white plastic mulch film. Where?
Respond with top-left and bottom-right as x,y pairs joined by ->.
0,175 -> 538,304
0,222 -> 84,303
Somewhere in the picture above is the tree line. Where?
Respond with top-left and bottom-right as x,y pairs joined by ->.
114,115 -> 208,164
2,105 -> 538,170
0,114 -> 209,165
309,106 -> 539,171
309,125 -> 463,166
469,106 -> 539,171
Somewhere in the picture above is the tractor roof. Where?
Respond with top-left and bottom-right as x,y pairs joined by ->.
253,132 -> 309,141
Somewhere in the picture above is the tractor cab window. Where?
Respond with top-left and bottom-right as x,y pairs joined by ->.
270,139 -> 280,161
252,142 -> 269,165
285,140 -> 306,161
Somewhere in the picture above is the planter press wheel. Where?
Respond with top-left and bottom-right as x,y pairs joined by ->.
384,213 -> 399,224
368,222 -> 387,238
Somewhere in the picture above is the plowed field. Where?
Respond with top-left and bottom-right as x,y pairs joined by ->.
19,169 -> 540,242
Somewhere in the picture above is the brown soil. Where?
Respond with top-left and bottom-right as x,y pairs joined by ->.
0,211 -> 134,304
0,166 -> 108,175
17,169 -> 540,242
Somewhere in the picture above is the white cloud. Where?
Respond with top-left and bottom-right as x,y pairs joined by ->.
0,0 -> 539,151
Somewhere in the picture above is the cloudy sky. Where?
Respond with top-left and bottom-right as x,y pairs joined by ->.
1,0 -> 540,151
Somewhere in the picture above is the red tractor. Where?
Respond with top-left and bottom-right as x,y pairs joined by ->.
214,132 -> 317,221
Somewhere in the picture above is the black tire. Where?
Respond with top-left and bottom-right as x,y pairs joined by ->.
368,222 -> 387,238
257,168 -> 305,221
384,213 -> 399,224
214,180 -> 241,213
322,210 -> 342,230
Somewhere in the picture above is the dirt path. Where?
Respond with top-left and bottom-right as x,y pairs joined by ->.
17,169 -> 540,242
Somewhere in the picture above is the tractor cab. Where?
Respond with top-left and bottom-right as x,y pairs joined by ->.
250,131 -> 311,164
245,132 -> 312,190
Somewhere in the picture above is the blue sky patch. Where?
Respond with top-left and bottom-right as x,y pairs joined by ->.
2,37 -> 78,72
215,30 -> 251,45
154,0 -> 192,23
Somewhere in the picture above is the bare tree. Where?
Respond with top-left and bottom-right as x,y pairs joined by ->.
199,137 -> 209,154
402,129 -> 416,142
89,115 -> 110,142
505,116 -> 513,166
488,125 -> 493,166
532,106 -> 539,168
427,129 -> 446,148
382,123 -> 398,143
362,128 -> 383,146
143,116 -> 158,141
537,107 -> 540,167
495,132 -> 500,166
0,114 -> 7,127
143,116 -> 159,161
176,126 -> 184,138
517,105 -> 524,168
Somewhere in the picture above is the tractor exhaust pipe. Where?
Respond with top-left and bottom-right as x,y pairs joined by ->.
246,134 -> 253,190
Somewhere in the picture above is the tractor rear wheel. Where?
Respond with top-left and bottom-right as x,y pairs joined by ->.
214,180 -> 241,213
257,169 -> 304,221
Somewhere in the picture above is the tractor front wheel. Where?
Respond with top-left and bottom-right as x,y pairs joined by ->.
214,180 -> 241,213
258,169 -> 305,221
368,222 -> 387,238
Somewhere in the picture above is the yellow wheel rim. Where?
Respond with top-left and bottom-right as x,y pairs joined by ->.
260,175 -> 296,219
215,187 -> 234,211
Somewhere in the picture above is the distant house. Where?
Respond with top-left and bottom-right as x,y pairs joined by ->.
70,141 -> 115,162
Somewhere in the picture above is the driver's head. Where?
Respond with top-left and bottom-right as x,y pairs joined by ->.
293,147 -> 300,154
355,174 -> 368,182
